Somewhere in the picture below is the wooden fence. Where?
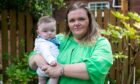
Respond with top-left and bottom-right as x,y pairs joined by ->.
0,10 -> 34,75
0,9 -> 140,84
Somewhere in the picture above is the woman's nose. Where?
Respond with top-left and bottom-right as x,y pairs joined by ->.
75,20 -> 79,24
74,21 -> 80,27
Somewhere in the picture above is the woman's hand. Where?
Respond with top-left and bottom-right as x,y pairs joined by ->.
29,53 -> 49,71
32,54 -> 48,69
42,64 -> 63,77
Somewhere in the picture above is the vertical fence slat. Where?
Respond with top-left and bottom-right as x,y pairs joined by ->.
116,9 -> 122,26
109,62 -> 116,81
18,12 -> 25,56
109,9 -> 116,25
103,8 -> 109,29
26,13 -> 33,52
109,9 -> 119,84
57,21 -> 65,33
97,10 -> 102,28
1,10 -> 8,82
109,10 -> 117,83
135,49 -> 140,70
0,13 -> 2,72
122,38 -> 129,84
9,10 -> 16,61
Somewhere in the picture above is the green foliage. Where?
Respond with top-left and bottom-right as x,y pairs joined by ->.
101,11 -> 140,83
0,74 -> 2,82
113,52 -> 128,59
30,0 -> 65,19
137,69 -> 140,78
101,11 -> 140,41
0,0 -> 29,11
101,11 -> 140,60
5,40 -> 36,84
128,12 -> 140,22
6,53 -> 35,83
0,0 -> 65,19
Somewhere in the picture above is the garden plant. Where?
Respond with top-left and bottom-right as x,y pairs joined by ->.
102,11 -> 140,84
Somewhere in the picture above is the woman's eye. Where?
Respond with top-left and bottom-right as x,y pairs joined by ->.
69,19 -> 75,23
79,17 -> 85,21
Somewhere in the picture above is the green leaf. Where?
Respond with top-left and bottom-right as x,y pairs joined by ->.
128,12 -> 140,22
133,22 -> 140,29
113,52 -> 128,60
111,11 -> 129,21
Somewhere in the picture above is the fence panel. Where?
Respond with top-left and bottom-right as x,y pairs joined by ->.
0,10 -> 34,82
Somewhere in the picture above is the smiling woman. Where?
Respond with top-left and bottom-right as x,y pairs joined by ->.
29,1 -> 113,84
67,8 -> 89,41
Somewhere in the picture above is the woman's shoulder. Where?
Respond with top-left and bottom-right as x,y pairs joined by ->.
56,33 -> 64,40
56,33 -> 69,42
96,36 -> 110,45
97,36 -> 108,41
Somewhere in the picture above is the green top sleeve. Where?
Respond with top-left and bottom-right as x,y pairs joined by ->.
83,37 -> 113,83
28,50 -> 38,74
28,50 -> 38,61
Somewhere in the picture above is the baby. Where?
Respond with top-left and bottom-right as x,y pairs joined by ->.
34,16 -> 59,84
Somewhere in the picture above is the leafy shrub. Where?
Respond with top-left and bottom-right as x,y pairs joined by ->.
5,52 -> 37,84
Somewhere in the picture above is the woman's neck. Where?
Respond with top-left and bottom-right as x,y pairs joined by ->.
73,36 -> 82,43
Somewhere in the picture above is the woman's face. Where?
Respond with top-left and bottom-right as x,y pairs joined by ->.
67,8 -> 89,40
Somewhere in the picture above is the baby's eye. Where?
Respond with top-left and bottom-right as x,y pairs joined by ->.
50,29 -> 55,32
43,30 -> 48,32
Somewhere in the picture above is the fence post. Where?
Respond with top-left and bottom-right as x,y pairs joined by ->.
25,13 -> 33,52
1,10 -> 8,83
9,10 -> 16,62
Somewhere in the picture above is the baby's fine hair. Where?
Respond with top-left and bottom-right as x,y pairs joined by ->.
37,16 -> 56,27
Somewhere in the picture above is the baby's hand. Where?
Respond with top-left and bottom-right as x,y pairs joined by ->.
50,61 -> 57,66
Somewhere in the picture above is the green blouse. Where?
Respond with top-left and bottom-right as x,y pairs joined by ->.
57,34 -> 113,84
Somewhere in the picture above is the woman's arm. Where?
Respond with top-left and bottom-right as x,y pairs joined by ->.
43,62 -> 89,80
29,54 -> 48,70
63,63 -> 89,80
29,55 -> 38,70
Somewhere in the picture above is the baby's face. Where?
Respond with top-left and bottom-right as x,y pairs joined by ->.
37,22 -> 56,40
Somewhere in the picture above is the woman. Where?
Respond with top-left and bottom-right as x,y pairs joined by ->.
29,1 -> 113,84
